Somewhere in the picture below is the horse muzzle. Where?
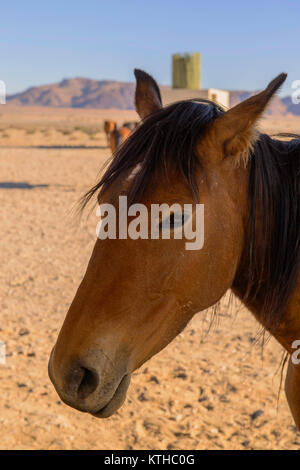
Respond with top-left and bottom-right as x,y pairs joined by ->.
48,347 -> 131,418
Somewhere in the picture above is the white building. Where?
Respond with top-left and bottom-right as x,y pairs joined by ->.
161,86 -> 230,110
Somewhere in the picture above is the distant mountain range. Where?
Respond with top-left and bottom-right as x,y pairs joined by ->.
6,77 -> 299,116
7,78 -> 136,109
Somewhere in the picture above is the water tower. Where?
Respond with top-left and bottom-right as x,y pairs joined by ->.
172,53 -> 201,89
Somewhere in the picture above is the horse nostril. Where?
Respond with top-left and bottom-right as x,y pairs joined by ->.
77,367 -> 99,400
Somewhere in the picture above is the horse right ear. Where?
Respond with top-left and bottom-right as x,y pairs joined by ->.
207,73 -> 287,165
134,69 -> 162,119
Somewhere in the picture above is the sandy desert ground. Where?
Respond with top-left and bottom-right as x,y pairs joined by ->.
0,107 -> 300,450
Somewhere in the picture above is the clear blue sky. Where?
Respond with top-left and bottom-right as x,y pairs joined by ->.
0,0 -> 299,96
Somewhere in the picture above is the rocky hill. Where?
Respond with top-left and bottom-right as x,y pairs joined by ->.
7,78 -> 136,109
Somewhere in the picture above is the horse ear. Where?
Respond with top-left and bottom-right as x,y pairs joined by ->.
210,73 -> 287,164
134,69 -> 162,119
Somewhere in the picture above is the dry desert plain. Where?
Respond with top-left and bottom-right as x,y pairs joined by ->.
0,106 -> 300,450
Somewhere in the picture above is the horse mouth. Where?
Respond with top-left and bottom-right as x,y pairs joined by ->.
91,374 -> 131,418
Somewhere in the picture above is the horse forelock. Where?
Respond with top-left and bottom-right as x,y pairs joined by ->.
80,98 -> 224,209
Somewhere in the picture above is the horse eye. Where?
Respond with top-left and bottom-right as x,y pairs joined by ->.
169,212 -> 175,228
159,212 -> 186,231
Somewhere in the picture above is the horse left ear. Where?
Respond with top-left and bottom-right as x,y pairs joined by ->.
134,69 -> 162,119
210,73 -> 287,164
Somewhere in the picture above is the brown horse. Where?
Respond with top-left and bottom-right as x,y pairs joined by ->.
109,125 -> 132,153
103,120 -> 116,147
49,69 -> 300,426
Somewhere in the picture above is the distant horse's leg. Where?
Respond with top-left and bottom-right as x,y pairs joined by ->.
104,129 -> 110,147
110,130 -> 115,153
285,358 -> 300,429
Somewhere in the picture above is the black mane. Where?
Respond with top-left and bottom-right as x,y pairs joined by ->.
245,133 -> 300,330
